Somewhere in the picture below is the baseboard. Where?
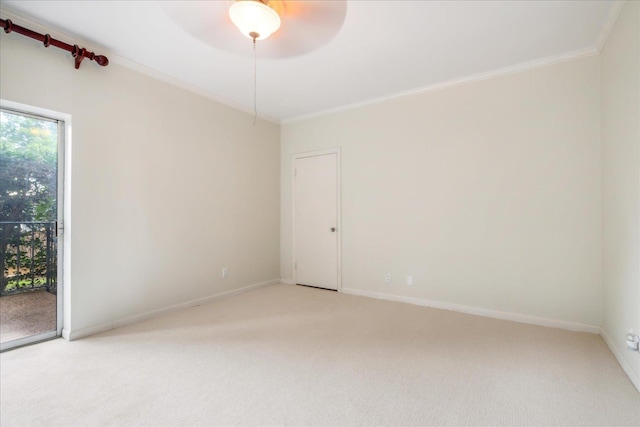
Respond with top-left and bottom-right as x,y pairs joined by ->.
62,322 -> 111,342
340,288 -> 601,334
280,278 -> 295,285
600,328 -> 640,392
63,279 -> 280,341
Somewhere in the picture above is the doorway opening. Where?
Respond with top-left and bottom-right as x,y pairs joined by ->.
0,105 -> 65,351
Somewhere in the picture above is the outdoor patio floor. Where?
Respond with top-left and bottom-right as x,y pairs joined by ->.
0,290 -> 56,344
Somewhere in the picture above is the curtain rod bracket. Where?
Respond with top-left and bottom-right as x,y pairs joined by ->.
0,17 -> 109,70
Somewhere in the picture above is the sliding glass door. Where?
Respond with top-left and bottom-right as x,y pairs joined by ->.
0,107 -> 64,351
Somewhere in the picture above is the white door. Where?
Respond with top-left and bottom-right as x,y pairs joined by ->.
294,152 -> 339,290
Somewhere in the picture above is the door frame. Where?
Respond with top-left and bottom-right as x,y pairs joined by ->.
0,99 -> 71,351
292,147 -> 342,292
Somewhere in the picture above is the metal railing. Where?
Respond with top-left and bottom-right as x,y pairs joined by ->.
0,221 -> 57,296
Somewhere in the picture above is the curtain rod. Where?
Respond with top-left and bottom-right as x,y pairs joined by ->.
1,18 -> 108,69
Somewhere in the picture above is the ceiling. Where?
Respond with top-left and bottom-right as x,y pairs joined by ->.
1,1 -> 617,122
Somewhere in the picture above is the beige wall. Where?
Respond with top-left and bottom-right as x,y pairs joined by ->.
3,8 -> 636,383
282,55 -> 602,327
0,21 -> 281,335
601,1 -> 640,389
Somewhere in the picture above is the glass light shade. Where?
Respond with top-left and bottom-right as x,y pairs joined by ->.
229,0 -> 281,41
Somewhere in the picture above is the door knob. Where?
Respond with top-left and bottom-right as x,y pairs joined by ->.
330,227 -> 336,232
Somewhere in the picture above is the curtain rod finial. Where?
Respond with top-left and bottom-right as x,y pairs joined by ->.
95,55 -> 109,67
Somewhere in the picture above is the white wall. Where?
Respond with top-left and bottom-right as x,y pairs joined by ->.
0,16 -> 281,336
282,55 -> 602,328
601,1 -> 640,389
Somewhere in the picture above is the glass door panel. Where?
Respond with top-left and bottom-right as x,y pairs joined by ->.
0,108 -> 62,350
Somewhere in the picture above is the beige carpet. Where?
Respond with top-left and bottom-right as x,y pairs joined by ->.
0,290 -> 57,343
1,283 -> 638,426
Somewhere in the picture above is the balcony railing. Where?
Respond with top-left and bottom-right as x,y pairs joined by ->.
0,221 -> 57,297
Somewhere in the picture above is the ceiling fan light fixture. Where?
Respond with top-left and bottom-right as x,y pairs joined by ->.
229,0 -> 281,41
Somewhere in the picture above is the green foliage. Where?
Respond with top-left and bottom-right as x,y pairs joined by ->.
1,111 -> 58,293
0,111 -> 58,222
5,277 -> 47,291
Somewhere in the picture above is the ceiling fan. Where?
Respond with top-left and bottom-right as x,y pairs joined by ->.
161,0 -> 348,58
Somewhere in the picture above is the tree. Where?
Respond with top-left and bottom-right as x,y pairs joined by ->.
0,111 -> 58,293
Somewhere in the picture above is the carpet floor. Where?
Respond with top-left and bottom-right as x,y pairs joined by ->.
1,283 -> 638,426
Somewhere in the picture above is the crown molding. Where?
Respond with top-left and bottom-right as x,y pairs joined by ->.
595,1 -> 625,53
3,4 -> 616,127
106,54 -> 280,124
0,7 -> 280,125
281,47 -> 598,124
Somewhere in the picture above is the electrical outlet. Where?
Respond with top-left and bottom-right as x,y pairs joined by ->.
222,268 -> 229,278
406,275 -> 413,286
384,273 -> 392,284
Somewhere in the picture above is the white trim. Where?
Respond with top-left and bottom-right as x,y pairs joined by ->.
600,328 -> 640,392
62,279 -> 279,341
292,148 -> 342,292
61,328 -> 71,341
293,148 -> 342,159
340,288 -> 601,334
0,8 -> 280,125
0,330 -> 57,352
55,113 -> 65,338
0,99 -> 71,122
62,111 -> 72,341
281,47 -> 598,124
595,1 -> 625,53
107,55 -> 280,124
61,324 -> 104,342
280,279 -> 295,285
